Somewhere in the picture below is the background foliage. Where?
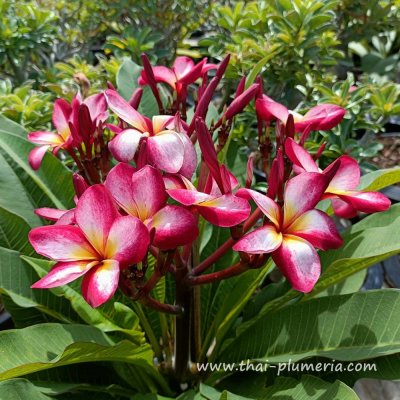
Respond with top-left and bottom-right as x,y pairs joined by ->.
0,0 -> 400,398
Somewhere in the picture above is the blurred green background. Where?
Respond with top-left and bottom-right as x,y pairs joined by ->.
1,0 -> 399,170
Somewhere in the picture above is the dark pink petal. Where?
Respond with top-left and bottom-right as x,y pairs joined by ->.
335,191 -> 391,215
147,131 -> 185,173
105,216 -> 149,265
34,207 -> 68,221
197,194 -> 251,227
52,99 -> 72,138
84,93 -> 107,122
29,145 -> 51,170
173,56 -> 195,80
105,89 -> 149,132
55,209 -> 76,225
195,118 -> 224,190
224,83 -> 259,120
331,198 -> 358,219
284,138 -> 319,173
233,225 -> 282,254
31,261 -> 93,288
176,132 -> 197,178
256,95 -> 289,123
105,163 -> 138,216
297,104 -> 346,131
285,210 -> 343,250
325,155 -> 360,192
108,129 -> 143,162
131,165 -> 167,220
139,66 -> 177,89
163,174 -> 188,190
82,260 -> 120,307
75,185 -> 119,254
28,131 -> 64,145
236,188 -> 281,228
283,173 -> 328,228
149,205 -> 198,250
272,235 -> 320,293
29,225 -> 98,262
167,188 -> 213,206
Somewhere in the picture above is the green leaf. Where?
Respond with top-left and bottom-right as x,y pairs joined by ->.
0,323 -> 153,380
359,167 -> 400,191
0,207 -> 33,254
199,383 -> 253,400
307,205 -> 400,298
216,373 -> 358,400
0,379 -> 52,400
261,375 -> 358,399
116,58 -> 167,117
0,247 -> 80,324
219,290 -> 400,363
21,255 -> 145,344
0,115 -> 75,212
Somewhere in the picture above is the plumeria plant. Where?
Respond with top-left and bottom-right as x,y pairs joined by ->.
1,54 -> 400,399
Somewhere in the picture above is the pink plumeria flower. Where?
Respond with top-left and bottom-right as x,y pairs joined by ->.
105,89 -> 197,178
29,185 -> 149,307
138,56 -> 216,96
285,138 -> 391,218
28,93 -> 107,170
167,166 -> 251,228
256,95 -> 346,132
234,173 -> 343,292
167,118 -> 250,227
105,164 -> 198,250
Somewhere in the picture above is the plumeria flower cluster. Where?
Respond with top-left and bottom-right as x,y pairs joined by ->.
27,54 -> 391,309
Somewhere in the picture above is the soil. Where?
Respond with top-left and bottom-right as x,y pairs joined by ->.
371,135 -> 400,170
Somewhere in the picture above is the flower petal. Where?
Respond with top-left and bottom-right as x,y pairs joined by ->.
256,95 -> 289,123
108,129 -> 143,162
284,138 -> 319,173
147,131 -> 185,173
75,185 -> 119,254
28,131 -> 64,145
84,93 -> 108,122
152,115 -> 174,134
139,66 -> 177,89
34,207 -> 68,221
52,99 -> 72,138
29,225 -> 98,262
82,260 -> 120,307
233,225 -> 282,254
149,205 -> 198,250
176,132 -> 197,178
28,145 -> 51,170
325,155 -> 360,192
296,104 -> 346,131
167,188 -> 213,205
283,173 -> 328,228
31,261 -> 93,288
272,235 -> 320,293
105,89 -> 149,132
173,56 -> 195,80
331,198 -> 358,219
335,191 -> 391,215
197,194 -> 251,227
236,188 -> 281,228
55,209 -> 76,225
285,210 -> 343,250
130,165 -> 167,220
105,216 -> 149,265
105,163 -> 138,216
